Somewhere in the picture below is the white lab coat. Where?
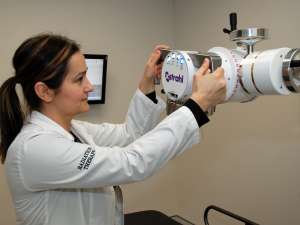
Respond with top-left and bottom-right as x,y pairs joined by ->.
5,89 -> 201,225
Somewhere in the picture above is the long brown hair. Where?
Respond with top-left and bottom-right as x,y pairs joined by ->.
0,33 -> 80,163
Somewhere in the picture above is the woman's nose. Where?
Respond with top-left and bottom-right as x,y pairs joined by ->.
85,78 -> 94,92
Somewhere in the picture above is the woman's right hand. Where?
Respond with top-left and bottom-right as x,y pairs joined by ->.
190,58 -> 227,111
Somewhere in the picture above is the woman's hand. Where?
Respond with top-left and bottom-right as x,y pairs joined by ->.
139,44 -> 170,95
190,58 -> 227,111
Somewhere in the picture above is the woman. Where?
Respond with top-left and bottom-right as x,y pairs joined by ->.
0,34 -> 225,225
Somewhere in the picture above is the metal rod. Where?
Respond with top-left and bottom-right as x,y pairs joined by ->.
203,205 -> 260,225
247,45 -> 254,54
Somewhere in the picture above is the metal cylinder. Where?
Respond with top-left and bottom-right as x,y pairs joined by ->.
282,48 -> 300,93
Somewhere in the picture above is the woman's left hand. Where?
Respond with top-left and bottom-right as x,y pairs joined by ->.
139,44 -> 170,95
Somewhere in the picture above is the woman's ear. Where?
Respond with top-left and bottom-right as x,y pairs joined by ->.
34,81 -> 55,102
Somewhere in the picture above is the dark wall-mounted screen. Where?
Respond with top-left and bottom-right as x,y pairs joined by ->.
84,54 -> 107,104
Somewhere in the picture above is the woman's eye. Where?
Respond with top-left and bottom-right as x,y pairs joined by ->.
76,76 -> 83,82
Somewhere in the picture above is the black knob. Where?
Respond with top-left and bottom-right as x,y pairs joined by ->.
223,12 -> 237,35
230,12 -> 237,31
223,28 -> 231,34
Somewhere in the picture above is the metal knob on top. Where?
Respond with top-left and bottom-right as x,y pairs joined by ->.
230,28 -> 268,54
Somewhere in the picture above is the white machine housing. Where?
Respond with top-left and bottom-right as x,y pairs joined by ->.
158,11 -> 300,114
161,47 -> 300,104
161,51 -> 196,102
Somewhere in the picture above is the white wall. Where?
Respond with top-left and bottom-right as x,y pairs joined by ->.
1,1 -> 300,225
173,0 -> 300,225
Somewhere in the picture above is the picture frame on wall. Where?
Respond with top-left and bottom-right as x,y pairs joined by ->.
84,54 -> 108,104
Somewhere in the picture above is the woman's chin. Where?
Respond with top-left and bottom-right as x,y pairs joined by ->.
80,101 -> 90,112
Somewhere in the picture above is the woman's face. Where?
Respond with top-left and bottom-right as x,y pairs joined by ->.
51,52 -> 93,117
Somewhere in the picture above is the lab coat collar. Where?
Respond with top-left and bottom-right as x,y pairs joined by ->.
70,121 -> 94,145
27,111 -> 74,141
